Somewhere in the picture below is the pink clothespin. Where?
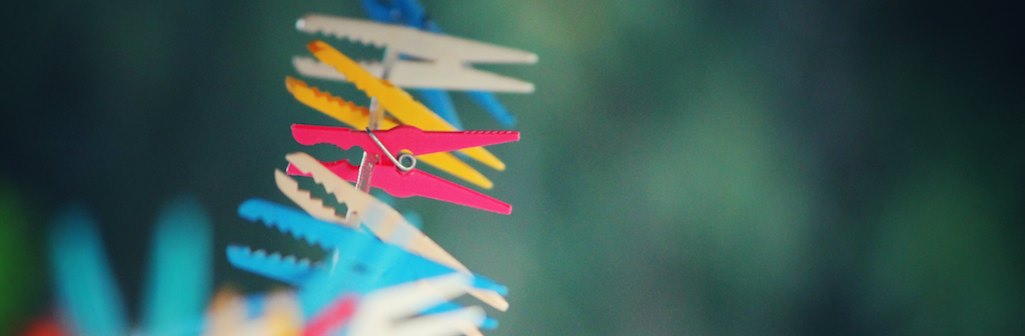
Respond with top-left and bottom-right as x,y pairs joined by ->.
286,125 -> 519,214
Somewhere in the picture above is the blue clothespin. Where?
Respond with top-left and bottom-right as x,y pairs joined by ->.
362,0 -> 518,128
49,205 -> 129,335
141,197 -> 213,335
226,198 -> 502,329
48,197 -> 213,335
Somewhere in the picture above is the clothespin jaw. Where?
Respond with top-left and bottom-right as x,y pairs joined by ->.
284,76 -> 495,189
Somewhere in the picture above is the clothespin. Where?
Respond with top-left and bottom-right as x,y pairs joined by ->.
293,14 -> 536,94
283,77 -> 496,189
290,42 -> 521,214
345,274 -> 486,336
142,198 -> 214,334
47,198 -> 212,335
226,198 -> 507,312
360,0 -> 524,128
300,40 -> 509,172
288,275 -> 485,336
225,198 -> 504,333
48,206 -> 128,335
274,150 -> 514,308
274,152 -> 508,313
287,124 -> 517,214
202,280 -> 486,336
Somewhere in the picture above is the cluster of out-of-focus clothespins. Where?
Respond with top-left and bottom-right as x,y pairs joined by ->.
25,1 -> 536,335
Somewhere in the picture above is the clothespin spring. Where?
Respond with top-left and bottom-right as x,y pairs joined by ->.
365,127 -> 417,172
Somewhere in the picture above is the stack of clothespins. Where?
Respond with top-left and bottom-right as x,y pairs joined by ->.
31,2 -> 535,335
217,1 -> 536,335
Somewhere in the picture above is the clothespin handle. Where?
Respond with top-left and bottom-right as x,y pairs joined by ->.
291,124 -> 520,157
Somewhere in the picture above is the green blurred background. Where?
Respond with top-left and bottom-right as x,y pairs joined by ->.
2,1 -> 1023,335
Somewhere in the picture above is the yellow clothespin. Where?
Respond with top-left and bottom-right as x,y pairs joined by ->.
305,40 -> 507,171
284,77 -> 495,189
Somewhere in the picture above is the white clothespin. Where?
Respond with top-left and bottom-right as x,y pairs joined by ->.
293,14 -> 537,93
349,274 -> 486,336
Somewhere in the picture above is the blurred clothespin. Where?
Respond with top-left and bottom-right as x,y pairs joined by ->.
288,124 -> 517,214
225,199 -> 505,322
274,151 -> 511,312
360,0 -> 530,128
214,275 -> 486,336
270,153 -> 510,311
344,274 -> 487,336
293,13 -> 535,94
48,197 -> 212,335
142,198 -> 215,334
48,206 -> 128,335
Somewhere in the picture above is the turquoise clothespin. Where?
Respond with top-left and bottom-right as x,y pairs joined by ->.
141,197 -> 213,335
48,197 -> 212,335
49,205 -> 129,335
226,198 -> 502,329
